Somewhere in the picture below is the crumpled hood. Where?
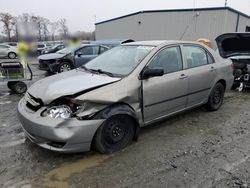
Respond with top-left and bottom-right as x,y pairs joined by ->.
28,70 -> 121,104
38,53 -> 67,60
216,33 -> 250,58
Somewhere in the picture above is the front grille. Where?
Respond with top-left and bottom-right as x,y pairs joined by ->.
39,59 -> 56,70
25,93 -> 43,112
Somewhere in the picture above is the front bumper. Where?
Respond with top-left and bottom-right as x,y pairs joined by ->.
38,60 -> 59,72
18,98 -> 104,153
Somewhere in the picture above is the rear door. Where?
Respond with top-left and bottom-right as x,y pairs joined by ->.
182,45 -> 216,108
99,46 -> 109,55
143,46 -> 188,123
74,46 -> 99,67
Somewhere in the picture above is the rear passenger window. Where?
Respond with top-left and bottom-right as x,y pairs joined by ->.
148,46 -> 183,74
99,46 -> 108,54
207,53 -> 214,64
183,46 -> 208,68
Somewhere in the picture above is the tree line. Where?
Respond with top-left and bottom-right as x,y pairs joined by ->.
0,12 -> 95,42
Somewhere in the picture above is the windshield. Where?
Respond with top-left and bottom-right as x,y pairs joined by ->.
84,45 -> 154,77
57,46 -> 76,54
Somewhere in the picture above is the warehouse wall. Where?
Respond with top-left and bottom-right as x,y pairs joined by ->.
95,9 -> 249,48
238,15 -> 250,32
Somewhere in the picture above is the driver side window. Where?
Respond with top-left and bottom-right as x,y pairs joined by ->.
77,46 -> 99,55
148,46 -> 183,74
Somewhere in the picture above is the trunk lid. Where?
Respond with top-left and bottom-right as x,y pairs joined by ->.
216,33 -> 250,58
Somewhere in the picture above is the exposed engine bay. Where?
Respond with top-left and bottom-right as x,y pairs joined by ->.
231,58 -> 250,91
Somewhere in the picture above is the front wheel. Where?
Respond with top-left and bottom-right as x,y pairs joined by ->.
8,52 -> 17,59
94,115 -> 135,153
206,82 -> 225,111
7,81 -> 27,94
58,62 -> 72,73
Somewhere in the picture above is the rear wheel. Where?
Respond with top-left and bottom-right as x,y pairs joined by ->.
206,82 -> 225,111
8,52 -> 17,59
7,81 -> 27,94
94,115 -> 135,153
58,62 -> 72,73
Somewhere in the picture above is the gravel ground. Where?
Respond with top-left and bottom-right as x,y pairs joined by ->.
1,58 -> 250,188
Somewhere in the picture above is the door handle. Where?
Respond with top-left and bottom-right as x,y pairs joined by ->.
210,66 -> 217,72
179,74 -> 188,79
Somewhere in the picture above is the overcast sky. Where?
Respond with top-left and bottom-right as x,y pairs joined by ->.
0,0 -> 250,33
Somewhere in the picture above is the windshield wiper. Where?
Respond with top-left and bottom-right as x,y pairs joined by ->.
89,69 -> 115,77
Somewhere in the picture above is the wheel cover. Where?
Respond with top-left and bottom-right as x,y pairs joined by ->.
9,53 -> 15,58
60,64 -> 71,72
213,86 -> 222,104
104,119 -> 126,145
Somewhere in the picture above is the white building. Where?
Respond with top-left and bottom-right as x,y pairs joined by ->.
95,7 -> 250,48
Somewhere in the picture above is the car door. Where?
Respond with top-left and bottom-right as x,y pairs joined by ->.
74,46 -> 99,67
0,45 -> 8,57
99,46 -> 109,55
182,45 -> 217,108
142,46 -> 188,123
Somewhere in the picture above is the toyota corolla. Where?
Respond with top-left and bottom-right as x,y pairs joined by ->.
18,41 -> 233,153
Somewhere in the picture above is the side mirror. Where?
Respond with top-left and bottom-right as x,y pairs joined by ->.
77,53 -> 82,57
142,68 -> 164,79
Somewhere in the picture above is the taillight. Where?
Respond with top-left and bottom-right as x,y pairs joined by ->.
230,63 -> 235,69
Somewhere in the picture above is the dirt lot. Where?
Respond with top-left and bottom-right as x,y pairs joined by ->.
1,59 -> 250,188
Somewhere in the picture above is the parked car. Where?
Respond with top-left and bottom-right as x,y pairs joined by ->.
0,44 -> 17,59
38,44 -> 109,73
41,44 -> 65,54
92,39 -> 134,48
37,43 -> 52,55
216,33 -> 250,90
3,42 -> 18,47
18,40 -> 233,153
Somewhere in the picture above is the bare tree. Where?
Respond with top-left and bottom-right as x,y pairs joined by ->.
50,21 -> 58,41
58,18 -> 68,39
0,13 -> 14,41
41,18 -> 50,41
12,17 -> 19,41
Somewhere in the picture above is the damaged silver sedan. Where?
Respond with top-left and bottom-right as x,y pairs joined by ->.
18,41 -> 233,153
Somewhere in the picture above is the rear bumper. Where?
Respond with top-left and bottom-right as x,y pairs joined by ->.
18,98 -> 104,153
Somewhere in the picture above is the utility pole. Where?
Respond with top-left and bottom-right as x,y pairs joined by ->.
225,0 -> 228,7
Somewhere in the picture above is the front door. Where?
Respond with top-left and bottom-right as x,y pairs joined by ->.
74,46 -> 99,67
142,46 -> 188,123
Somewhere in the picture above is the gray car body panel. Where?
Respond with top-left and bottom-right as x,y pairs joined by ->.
38,53 -> 66,60
28,69 -> 121,105
18,40 -> 233,152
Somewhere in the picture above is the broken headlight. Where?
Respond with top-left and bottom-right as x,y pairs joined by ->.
47,105 -> 72,119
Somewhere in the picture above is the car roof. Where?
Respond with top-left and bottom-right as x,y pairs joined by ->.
122,40 -> 200,47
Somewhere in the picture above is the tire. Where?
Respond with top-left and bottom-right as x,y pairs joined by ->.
58,62 -> 72,73
206,82 -> 225,111
7,81 -> 14,90
8,81 -> 27,94
94,115 -> 135,153
8,52 -> 17,59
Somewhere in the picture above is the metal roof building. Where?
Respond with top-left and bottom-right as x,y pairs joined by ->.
95,7 -> 250,48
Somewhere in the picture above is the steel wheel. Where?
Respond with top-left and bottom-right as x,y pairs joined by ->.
213,85 -> 223,104
206,82 -> 225,111
94,115 -> 135,153
58,62 -> 72,73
